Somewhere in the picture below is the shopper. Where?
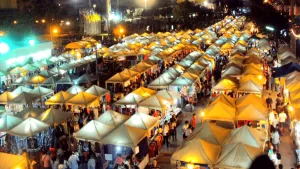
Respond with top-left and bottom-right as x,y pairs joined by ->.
184,125 -> 193,139
163,121 -> 170,148
68,152 -> 79,169
266,93 -> 273,110
182,121 -> 189,139
278,110 -> 287,133
271,128 -> 280,151
170,119 -> 177,141
88,154 -> 96,169
190,114 -> 196,130
40,151 -> 52,169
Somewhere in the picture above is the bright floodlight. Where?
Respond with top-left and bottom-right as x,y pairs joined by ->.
0,42 -> 10,54
203,1 -> 208,6
266,26 -> 274,31
29,40 -> 35,46
66,21 -> 70,25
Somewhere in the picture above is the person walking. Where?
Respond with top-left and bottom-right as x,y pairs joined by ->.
170,119 -> 177,141
190,114 -> 196,130
182,121 -> 189,139
68,152 -> 79,169
271,128 -> 280,151
184,125 -> 193,139
278,110 -> 287,133
40,151 -> 52,169
163,121 -> 170,148
266,94 -> 273,110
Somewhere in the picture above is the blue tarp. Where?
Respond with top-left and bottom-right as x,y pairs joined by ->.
272,62 -> 300,78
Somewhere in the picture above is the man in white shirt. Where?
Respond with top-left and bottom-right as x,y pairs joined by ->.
163,121 -> 170,148
279,112 -> 287,133
68,152 -> 79,169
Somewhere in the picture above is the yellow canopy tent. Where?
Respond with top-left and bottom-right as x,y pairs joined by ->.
132,87 -> 157,97
203,102 -> 236,122
97,110 -> 129,127
286,78 -> 300,92
236,104 -> 267,121
240,74 -> 266,85
236,94 -> 267,110
243,55 -> 262,65
221,42 -> 234,51
212,76 -> 238,92
246,48 -> 261,57
9,67 -> 28,74
214,143 -> 263,169
66,92 -> 99,107
208,94 -> 236,107
74,120 -> 114,142
105,69 -> 139,88
171,139 -> 221,166
45,91 -> 74,105
0,152 -> 30,169
0,92 -> 17,104
290,89 -> 300,100
186,123 -> 231,145
28,75 -> 47,84
243,66 -> 263,76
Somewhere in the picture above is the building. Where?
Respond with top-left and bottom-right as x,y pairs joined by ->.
290,25 -> 300,58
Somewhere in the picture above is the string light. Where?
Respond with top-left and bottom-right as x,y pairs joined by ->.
291,29 -> 300,38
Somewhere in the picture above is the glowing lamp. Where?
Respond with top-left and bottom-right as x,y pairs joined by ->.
201,112 -> 205,117
187,162 -> 194,169
29,40 -> 35,46
120,28 -> 124,34
0,42 -> 10,54
53,29 -> 58,34
258,75 -> 263,80
42,19 -> 46,23
289,106 -> 294,112
66,21 -> 70,26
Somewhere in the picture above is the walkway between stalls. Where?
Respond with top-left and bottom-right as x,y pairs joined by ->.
263,90 -> 296,168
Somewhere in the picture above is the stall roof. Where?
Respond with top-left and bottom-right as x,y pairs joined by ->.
12,76 -> 30,85
74,120 -> 114,142
15,107 -> 44,119
212,76 -> 238,91
0,153 -> 28,169
29,75 -> 47,84
124,112 -> 159,131
66,92 -> 99,107
9,66 -> 28,74
30,86 -> 54,98
236,104 -> 267,121
208,94 -> 236,108
9,117 -> 49,137
0,114 -> 23,132
40,108 -> 73,125
203,102 -> 236,122
0,92 -> 17,104
187,123 -> 231,145
67,85 -> 86,95
101,124 -> 147,148
12,86 -> 31,95
114,93 -> 146,105
106,69 -> 139,84
238,80 -> 263,94
45,91 -> 74,105
97,110 -> 129,127
156,89 -> 181,100
171,138 -> 221,165
85,85 -> 109,97
273,62 -> 300,78
215,143 -> 262,169
73,74 -> 96,84
132,87 -> 157,97
10,92 -> 40,105
138,95 -> 171,110
240,74 -> 266,85
236,94 -> 267,111
56,75 -> 74,84
169,77 -> 194,86
222,66 -> 242,77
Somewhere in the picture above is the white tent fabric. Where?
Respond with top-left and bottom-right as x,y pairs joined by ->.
9,117 -> 49,137
85,85 -> 109,97
124,112 -> 159,131
114,93 -> 146,105
56,75 -> 73,84
15,107 -> 44,119
101,124 -> 147,148
169,77 -> 194,86
30,86 -> 54,98
73,74 -> 96,84
215,143 -> 262,169
224,125 -> 266,148
40,108 -> 73,125
67,85 -> 86,94
138,95 -> 170,110
74,120 -> 114,142
12,76 -> 30,85
10,92 -> 40,105
222,66 -> 242,77
97,110 -> 129,127
156,89 -> 181,100
12,86 -> 31,95
0,114 -> 23,132
42,76 -> 59,85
